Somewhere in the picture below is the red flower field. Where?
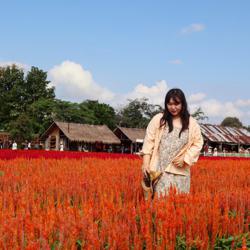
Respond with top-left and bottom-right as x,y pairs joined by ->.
0,150 -> 249,249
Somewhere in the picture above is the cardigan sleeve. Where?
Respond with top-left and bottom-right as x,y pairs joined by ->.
141,114 -> 161,156
183,121 -> 204,166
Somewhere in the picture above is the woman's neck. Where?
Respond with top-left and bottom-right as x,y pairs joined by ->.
172,116 -> 182,128
172,115 -> 181,120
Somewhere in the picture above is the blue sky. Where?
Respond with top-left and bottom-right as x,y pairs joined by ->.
1,1 -> 250,125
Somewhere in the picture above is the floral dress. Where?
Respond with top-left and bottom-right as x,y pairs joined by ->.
155,126 -> 189,197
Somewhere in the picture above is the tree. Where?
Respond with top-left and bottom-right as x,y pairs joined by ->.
0,64 -> 56,140
51,100 -> 116,129
0,65 -> 25,129
28,98 -> 56,135
221,117 -> 243,128
9,113 -> 34,141
246,126 -> 250,132
24,66 -> 55,106
116,98 -> 163,128
80,100 -> 116,129
191,107 -> 208,121
53,100 -> 86,124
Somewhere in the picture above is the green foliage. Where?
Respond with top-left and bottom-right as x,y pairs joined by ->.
244,125 -> 250,132
191,107 -> 208,121
8,113 -> 35,141
24,66 -> 55,105
53,100 -> 86,124
174,233 -> 250,250
0,64 -> 172,141
0,65 -> 55,140
214,233 -> 250,249
221,117 -> 243,128
116,98 -> 163,128
28,98 -> 56,135
0,64 -> 118,140
50,240 -> 60,250
175,235 -> 186,250
228,210 -> 237,218
76,239 -> 84,249
0,65 -> 25,128
52,99 -> 116,129
81,100 -> 116,129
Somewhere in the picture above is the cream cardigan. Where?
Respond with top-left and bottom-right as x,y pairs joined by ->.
141,113 -> 204,176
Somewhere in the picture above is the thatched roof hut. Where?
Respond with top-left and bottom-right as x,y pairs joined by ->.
113,126 -> 146,153
114,126 -> 146,143
41,121 -> 121,144
40,121 -> 120,151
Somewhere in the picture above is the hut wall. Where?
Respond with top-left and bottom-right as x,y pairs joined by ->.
0,133 -> 10,149
45,127 -> 60,150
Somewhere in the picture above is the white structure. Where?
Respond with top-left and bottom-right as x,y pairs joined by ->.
12,141 -> 17,150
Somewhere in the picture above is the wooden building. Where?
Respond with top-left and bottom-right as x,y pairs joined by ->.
200,124 -> 250,153
40,121 -> 120,151
113,123 -> 250,155
0,131 -> 11,149
113,126 -> 146,153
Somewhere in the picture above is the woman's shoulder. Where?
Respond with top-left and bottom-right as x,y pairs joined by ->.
147,113 -> 164,128
151,112 -> 164,122
189,116 -> 201,128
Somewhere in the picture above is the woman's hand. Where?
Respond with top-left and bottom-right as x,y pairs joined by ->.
172,155 -> 185,168
142,154 -> 151,174
142,164 -> 150,174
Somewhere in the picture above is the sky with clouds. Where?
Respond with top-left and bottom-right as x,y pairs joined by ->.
0,1 -> 250,125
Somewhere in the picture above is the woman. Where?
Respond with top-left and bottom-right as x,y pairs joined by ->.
141,88 -> 203,197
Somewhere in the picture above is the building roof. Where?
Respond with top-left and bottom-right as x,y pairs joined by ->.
0,131 -> 10,136
115,126 -> 146,143
200,124 -> 250,145
41,121 -> 121,144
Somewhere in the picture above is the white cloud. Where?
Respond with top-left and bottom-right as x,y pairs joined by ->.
122,89 -> 249,124
188,92 -> 206,103
181,23 -> 205,34
48,62 -> 169,106
194,99 -> 222,117
191,99 -> 244,124
47,60 -> 249,125
235,99 -> 250,107
168,59 -> 182,65
1,59 -> 249,124
48,61 -> 115,103
108,80 -> 168,108
123,80 -> 168,105
0,61 -> 29,71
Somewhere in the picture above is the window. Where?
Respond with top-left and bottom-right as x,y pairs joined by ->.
50,136 -> 56,150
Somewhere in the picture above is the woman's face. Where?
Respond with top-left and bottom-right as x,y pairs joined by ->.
167,97 -> 182,117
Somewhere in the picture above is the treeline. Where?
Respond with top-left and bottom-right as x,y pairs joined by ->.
1,65 -> 249,142
0,65 -> 164,141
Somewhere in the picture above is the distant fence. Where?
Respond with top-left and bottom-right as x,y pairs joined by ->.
203,152 -> 250,158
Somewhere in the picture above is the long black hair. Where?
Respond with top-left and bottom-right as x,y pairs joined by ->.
160,88 -> 190,137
